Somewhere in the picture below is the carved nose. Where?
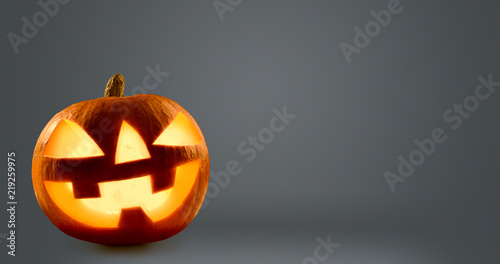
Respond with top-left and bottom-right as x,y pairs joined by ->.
115,121 -> 151,164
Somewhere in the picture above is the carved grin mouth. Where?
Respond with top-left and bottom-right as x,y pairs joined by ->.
43,159 -> 200,228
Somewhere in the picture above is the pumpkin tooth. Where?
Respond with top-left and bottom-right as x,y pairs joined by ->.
118,207 -> 153,228
72,181 -> 101,199
150,167 -> 176,193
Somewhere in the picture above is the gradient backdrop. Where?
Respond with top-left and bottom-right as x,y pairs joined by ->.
1,1 -> 500,263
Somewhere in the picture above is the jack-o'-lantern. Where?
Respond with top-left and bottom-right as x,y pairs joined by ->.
32,74 -> 209,245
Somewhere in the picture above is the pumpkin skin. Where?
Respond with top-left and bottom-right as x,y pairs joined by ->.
32,77 -> 209,246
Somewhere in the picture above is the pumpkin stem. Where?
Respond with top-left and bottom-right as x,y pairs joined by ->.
104,74 -> 125,97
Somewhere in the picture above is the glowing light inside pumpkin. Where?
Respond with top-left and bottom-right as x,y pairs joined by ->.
44,159 -> 201,228
44,119 -> 104,158
153,112 -> 202,146
115,121 -> 151,164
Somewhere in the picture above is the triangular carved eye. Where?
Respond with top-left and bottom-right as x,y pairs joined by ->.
44,119 -> 104,158
115,121 -> 151,164
153,112 -> 202,146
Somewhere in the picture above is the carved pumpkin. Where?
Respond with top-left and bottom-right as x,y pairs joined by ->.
32,74 -> 209,245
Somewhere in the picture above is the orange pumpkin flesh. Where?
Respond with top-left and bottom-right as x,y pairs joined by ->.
32,74 -> 209,245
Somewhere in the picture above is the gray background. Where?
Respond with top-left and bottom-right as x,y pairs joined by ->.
1,0 -> 499,263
